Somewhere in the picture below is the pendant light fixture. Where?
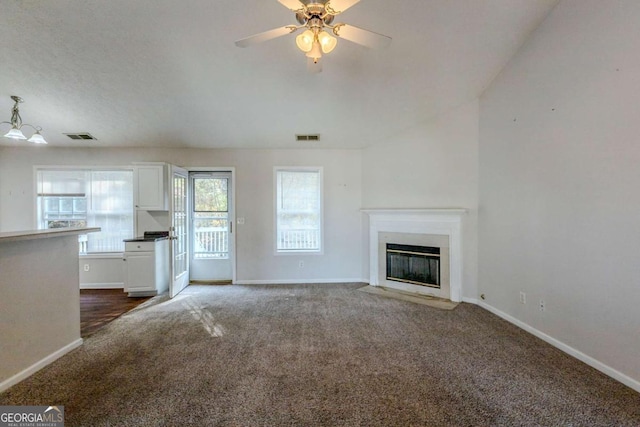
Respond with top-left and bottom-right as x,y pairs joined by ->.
1,96 -> 48,144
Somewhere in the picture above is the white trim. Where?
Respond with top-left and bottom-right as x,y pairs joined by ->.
462,297 -> 478,304
0,338 -> 83,393
80,253 -> 124,259
186,168 -> 237,284
187,167 -> 237,284
169,165 -> 190,298
80,282 -> 124,289
361,208 -> 468,215
34,165 -> 135,170
478,301 -> 640,393
363,208 -> 467,302
234,278 -> 364,285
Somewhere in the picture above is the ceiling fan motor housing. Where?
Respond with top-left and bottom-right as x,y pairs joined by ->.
296,2 -> 336,26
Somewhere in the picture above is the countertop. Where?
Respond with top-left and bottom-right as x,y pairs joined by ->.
0,227 -> 101,243
123,236 -> 169,242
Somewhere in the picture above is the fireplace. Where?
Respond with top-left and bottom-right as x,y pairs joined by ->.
363,208 -> 466,302
386,243 -> 440,288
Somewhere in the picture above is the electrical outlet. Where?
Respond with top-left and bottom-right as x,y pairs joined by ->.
83,264 -> 90,272
519,292 -> 526,304
539,299 -> 545,311
298,261 -> 304,268
237,217 -> 245,225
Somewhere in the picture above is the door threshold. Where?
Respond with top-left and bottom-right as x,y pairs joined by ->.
189,280 -> 232,286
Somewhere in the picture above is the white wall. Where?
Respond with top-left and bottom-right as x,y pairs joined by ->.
0,147 -> 363,283
361,100 -> 479,300
1,233 -> 82,391
479,0 -> 640,388
79,256 -> 124,289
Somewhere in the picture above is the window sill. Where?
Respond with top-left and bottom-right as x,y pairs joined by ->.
275,250 -> 324,256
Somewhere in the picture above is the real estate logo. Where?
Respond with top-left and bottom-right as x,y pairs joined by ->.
0,406 -> 64,427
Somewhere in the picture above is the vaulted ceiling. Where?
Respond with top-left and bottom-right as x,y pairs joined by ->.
0,0 -> 558,149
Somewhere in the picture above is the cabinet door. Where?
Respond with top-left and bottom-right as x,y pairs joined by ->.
124,252 -> 155,292
135,165 -> 167,210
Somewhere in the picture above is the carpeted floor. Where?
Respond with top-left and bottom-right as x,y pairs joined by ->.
1,283 -> 639,426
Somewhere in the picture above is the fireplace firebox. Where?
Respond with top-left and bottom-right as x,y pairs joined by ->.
386,243 -> 440,288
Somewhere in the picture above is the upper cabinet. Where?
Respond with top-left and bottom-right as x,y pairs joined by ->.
134,163 -> 168,210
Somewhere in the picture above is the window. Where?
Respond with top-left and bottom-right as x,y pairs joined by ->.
192,174 -> 230,259
275,167 -> 322,253
36,168 -> 134,253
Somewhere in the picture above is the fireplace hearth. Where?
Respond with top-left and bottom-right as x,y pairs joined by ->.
386,243 -> 441,288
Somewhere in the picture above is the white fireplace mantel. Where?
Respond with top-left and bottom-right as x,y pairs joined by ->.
362,208 -> 467,302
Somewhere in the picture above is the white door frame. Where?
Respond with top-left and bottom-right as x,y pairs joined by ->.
186,167 -> 236,284
169,165 -> 189,298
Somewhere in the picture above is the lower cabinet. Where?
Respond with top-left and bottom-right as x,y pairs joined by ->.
123,240 -> 169,296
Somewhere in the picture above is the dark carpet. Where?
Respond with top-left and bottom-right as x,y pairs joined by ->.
2,283 -> 639,426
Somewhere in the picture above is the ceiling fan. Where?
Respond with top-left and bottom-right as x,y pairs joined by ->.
235,0 -> 391,72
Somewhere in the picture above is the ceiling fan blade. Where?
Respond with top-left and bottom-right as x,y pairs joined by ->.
278,0 -> 304,11
325,0 -> 361,15
235,26 -> 298,48
307,57 -> 323,74
332,24 -> 391,49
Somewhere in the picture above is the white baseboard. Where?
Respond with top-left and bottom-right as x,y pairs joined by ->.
462,297 -> 478,304
477,301 -> 640,393
234,278 -> 367,285
0,338 -> 83,393
80,282 -> 124,289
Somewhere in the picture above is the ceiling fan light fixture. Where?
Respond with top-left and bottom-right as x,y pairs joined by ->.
296,29 -> 315,52
4,126 -> 27,140
305,40 -> 323,62
235,0 -> 391,71
318,30 -> 337,53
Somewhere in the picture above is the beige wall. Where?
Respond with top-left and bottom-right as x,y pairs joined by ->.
0,234 -> 82,390
361,100 -> 479,300
479,0 -> 640,388
0,147 -> 364,283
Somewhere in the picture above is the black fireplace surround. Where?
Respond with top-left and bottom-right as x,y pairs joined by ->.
386,243 -> 440,288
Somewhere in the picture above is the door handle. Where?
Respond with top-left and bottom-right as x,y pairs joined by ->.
230,221 -> 232,234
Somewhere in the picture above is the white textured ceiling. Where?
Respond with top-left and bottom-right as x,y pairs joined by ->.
0,0 -> 558,149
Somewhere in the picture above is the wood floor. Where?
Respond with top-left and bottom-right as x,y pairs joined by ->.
80,289 -> 152,337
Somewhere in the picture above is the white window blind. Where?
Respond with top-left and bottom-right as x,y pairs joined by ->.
275,168 -> 322,253
36,168 -> 133,253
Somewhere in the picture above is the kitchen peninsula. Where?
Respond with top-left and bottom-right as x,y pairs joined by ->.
0,227 -> 99,391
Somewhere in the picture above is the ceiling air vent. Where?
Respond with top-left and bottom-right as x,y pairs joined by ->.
64,132 -> 98,141
296,134 -> 320,142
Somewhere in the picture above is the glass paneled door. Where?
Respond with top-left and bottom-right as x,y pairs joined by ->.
189,171 -> 233,282
170,166 -> 189,298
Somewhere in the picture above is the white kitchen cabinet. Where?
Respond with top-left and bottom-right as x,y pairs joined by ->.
123,239 -> 169,296
134,164 -> 168,210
